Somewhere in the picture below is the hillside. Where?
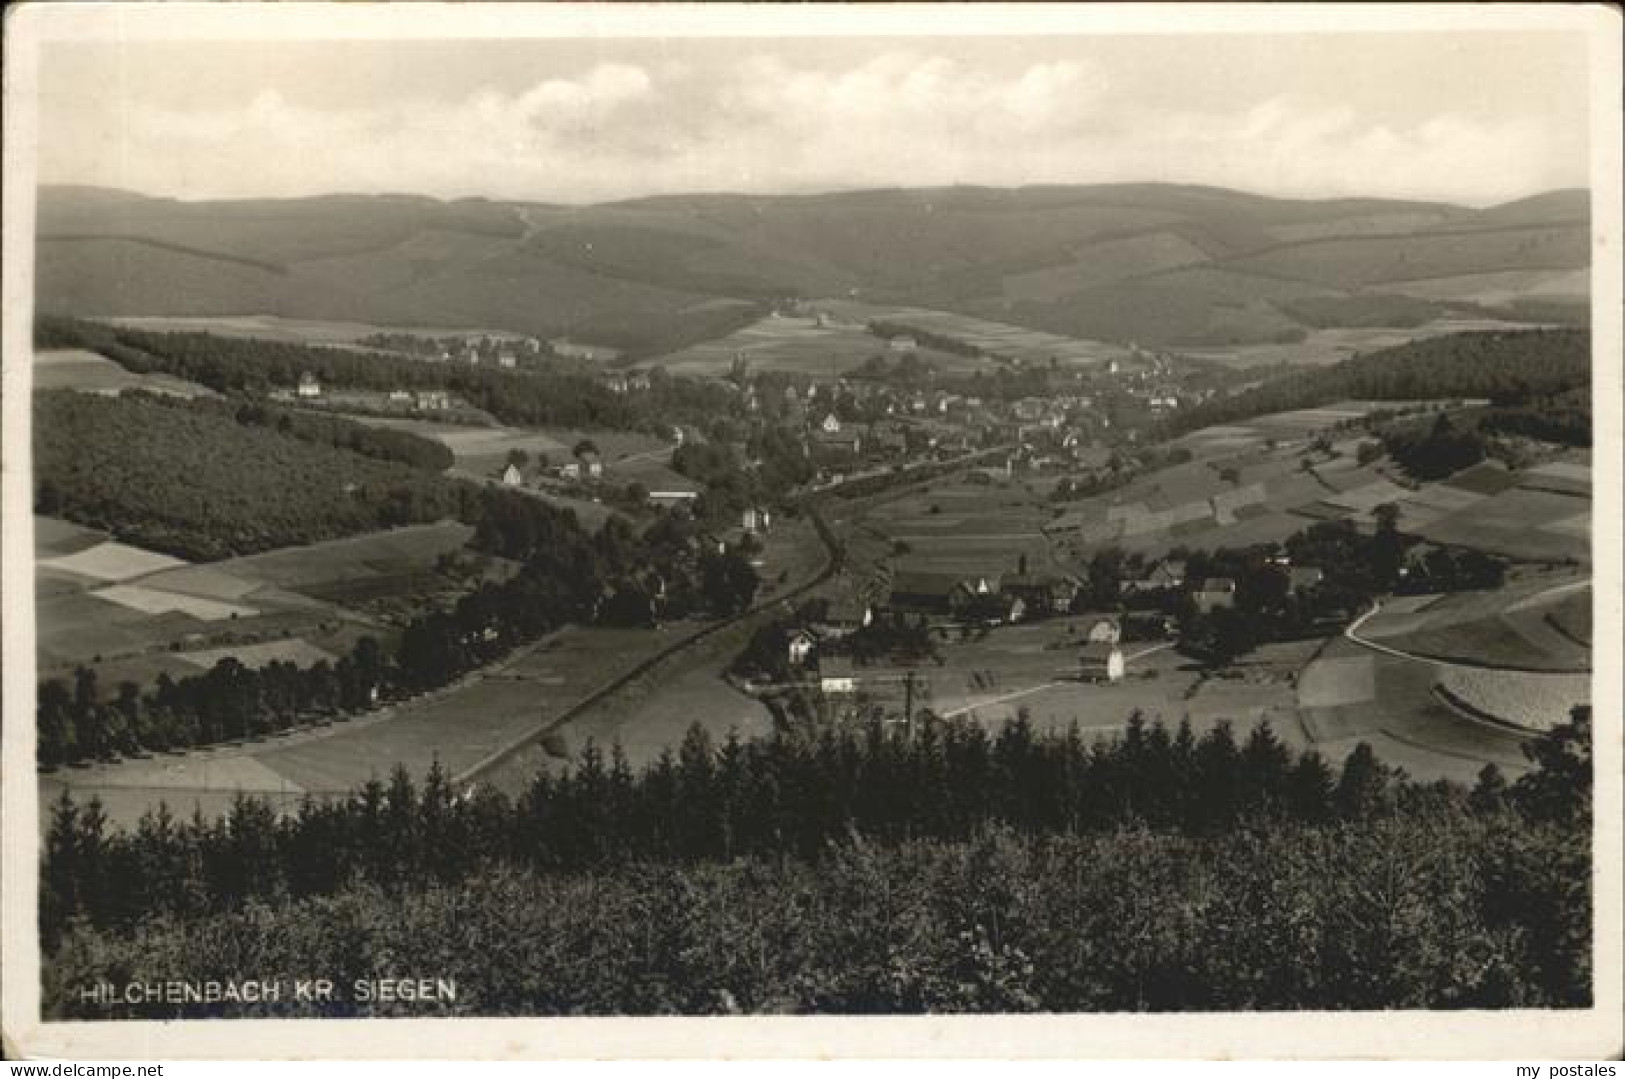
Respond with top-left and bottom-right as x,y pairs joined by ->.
36,183 -> 1589,351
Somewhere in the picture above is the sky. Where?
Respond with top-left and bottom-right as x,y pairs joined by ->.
32,18 -> 1593,208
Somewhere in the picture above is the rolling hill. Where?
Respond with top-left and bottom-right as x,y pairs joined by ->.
35,183 -> 1589,353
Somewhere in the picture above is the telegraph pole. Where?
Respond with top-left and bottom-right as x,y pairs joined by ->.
903,669 -> 916,739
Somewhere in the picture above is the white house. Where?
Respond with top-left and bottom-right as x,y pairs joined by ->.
1079,643 -> 1125,683
820,413 -> 842,434
1079,616 -> 1122,645
742,506 -> 772,534
889,335 -> 918,353
297,372 -> 321,399
819,657 -> 857,695
501,463 -> 523,487
787,628 -> 819,667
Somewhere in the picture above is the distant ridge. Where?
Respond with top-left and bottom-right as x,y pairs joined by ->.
35,182 -> 1589,354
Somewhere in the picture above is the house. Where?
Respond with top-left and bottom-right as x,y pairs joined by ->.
558,462 -> 582,481
787,628 -> 819,667
820,412 -> 843,434
497,351 -> 517,369
887,570 -> 966,616
817,596 -> 874,638
888,335 -> 918,353
296,372 -> 321,399
1125,559 -> 1187,593
501,463 -> 523,487
1079,643 -> 1126,683
648,488 -> 700,507
1001,574 -> 1079,617
414,390 -> 451,411
601,373 -> 630,395
1076,616 -> 1122,644
1287,566 -> 1325,594
1194,577 -> 1238,613
388,389 -> 413,405
577,451 -> 603,479
811,428 -> 863,458
964,591 -> 1025,625
887,571 -> 1000,618
819,657 -> 857,695
742,506 -> 772,534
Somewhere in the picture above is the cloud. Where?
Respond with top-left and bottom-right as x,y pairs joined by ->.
43,52 -> 1583,206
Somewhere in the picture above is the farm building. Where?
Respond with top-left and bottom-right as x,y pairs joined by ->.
558,462 -> 581,481
817,596 -> 874,638
296,371 -> 321,398
1079,643 -> 1126,683
888,571 -> 1001,618
889,335 -> 918,352
414,390 -> 451,411
1002,574 -> 1079,617
501,464 -> 523,487
743,506 -> 772,534
577,451 -> 604,479
820,412 -> 843,433
497,351 -> 517,369
1288,566 -> 1325,594
964,591 -> 1025,625
1076,616 -> 1122,644
787,628 -> 819,667
1194,577 -> 1238,613
820,657 -> 858,695
1124,559 -> 1186,593
811,428 -> 863,458
649,488 -> 700,507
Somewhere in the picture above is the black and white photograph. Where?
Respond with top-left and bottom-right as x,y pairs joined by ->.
2,2 -> 1620,1060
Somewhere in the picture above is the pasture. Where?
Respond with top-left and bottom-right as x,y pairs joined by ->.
644,314 -> 977,379
33,349 -> 216,399
815,300 -> 1132,370
1357,570 -> 1591,671
105,314 -> 530,346
1298,637 -> 1534,783
35,516 -> 471,690
1177,318 -> 1549,370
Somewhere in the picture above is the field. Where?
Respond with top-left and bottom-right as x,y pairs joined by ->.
643,314 -> 983,379
35,517 -> 474,689
33,349 -> 217,399
1355,570 -> 1590,671
1297,637 -> 1537,783
338,414 -> 670,478
853,477 -> 1053,578
815,301 -> 1133,370
104,314 -> 534,345
1176,318 -> 1553,370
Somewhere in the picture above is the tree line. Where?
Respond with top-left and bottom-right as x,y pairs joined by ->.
39,487 -> 758,767
36,317 -> 743,436
1161,328 -> 1589,439
42,709 -> 1591,1016
35,390 -> 467,561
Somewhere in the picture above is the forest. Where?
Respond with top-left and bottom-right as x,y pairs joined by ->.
1163,328 -> 1590,438
36,317 -> 742,435
34,390 -> 466,560
42,709 -> 1592,1016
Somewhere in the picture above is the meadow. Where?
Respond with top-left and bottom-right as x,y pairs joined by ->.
33,349 -> 215,399
643,313 -> 981,379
